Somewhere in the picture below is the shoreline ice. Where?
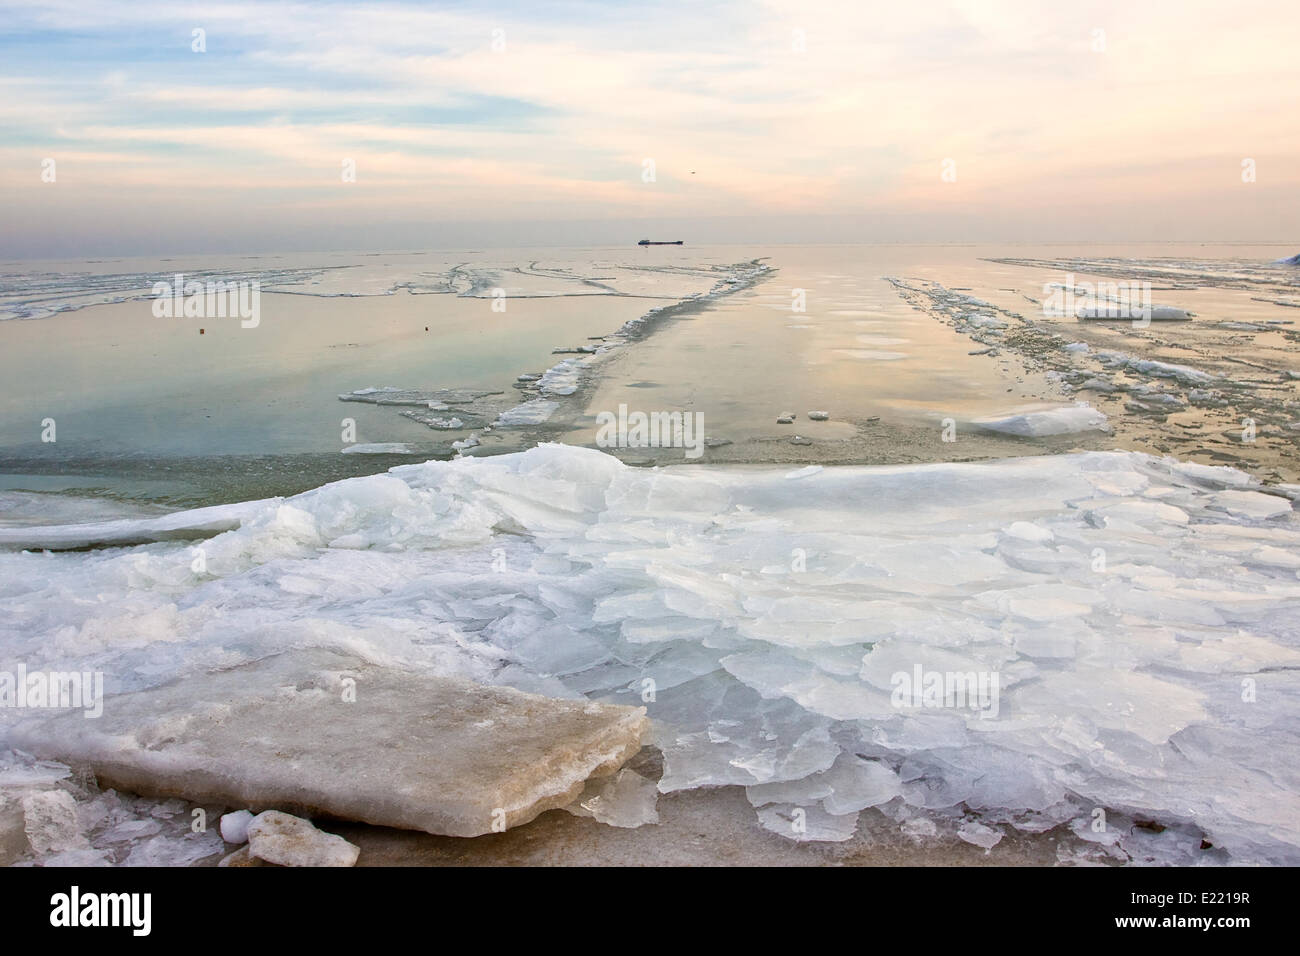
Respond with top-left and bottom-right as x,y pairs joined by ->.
2,443 -> 1298,864
490,260 -> 770,431
326,260 -> 771,441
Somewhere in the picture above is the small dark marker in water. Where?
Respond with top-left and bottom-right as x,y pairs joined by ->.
199,329 -> 205,334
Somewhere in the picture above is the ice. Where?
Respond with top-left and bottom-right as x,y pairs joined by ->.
820,754 -> 903,815
784,466 -> 823,480
1077,377 -> 1117,393
973,403 -> 1110,437
0,752 -> 71,788
341,443 -> 418,455
0,493 -> 168,529
957,819 -> 1003,849
1078,306 -> 1190,321
1005,521 -> 1054,543
123,830 -> 224,867
21,789 -> 86,855
1096,351 -> 1214,386
496,399 -> 560,426
246,811 -> 359,867
566,768 -> 660,828
0,265 -> 325,322
220,809 -> 254,844
0,499 -> 268,550
756,803 -> 860,842
1167,460 -> 1255,489
97,818 -> 162,844
3,444 -> 1300,861
900,816 -> 939,841
745,775 -> 833,807
964,313 -> 1007,329
14,649 -> 649,838
1210,491 -> 1292,520
1249,545 -> 1300,570
537,359 -> 585,396
339,386 -> 499,407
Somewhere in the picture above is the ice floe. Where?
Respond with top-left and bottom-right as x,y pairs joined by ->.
973,403 -> 1111,437
12,650 -> 648,839
496,399 -> 561,426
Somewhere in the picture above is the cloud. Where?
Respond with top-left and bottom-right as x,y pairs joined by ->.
0,0 -> 1296,253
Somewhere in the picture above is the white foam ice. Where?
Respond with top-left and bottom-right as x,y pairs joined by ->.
972,403 -> 1111,437
2,444 -> 1298,863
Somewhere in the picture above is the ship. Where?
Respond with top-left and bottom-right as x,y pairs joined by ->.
637,239 -> 684,246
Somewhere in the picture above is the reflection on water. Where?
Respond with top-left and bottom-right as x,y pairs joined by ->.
3,242 -> 1297,505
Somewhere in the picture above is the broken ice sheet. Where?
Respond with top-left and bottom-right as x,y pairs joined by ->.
5,443 -> 1300,862
122,830 -> 225,867
565,768 -> 659,828
0,752 -> 71,789
746,752 -> 901,822
756,803 -> 860,843
956,819 -> 1003,850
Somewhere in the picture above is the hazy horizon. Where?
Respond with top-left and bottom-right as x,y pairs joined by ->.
2,0 -> 1298,258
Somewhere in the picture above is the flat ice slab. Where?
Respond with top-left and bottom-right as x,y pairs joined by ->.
0,500 -> 269,551
12,650 -> 648,837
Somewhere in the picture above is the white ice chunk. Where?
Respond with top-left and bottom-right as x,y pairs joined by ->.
756,803 -> 860,843
220,809 -> 254,844
957,819 -> 1004,849
496,399 -> 560,425
21,789 -> 86,855
974,403 -> 1110,437
568,768 -> 659,828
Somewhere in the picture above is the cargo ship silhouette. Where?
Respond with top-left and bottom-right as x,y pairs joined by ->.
637,239 -> 684,246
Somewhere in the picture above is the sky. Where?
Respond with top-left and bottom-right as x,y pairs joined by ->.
1,0 -> 1298,256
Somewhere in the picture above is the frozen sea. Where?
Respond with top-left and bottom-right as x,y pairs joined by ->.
2,243 -> 1299,866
